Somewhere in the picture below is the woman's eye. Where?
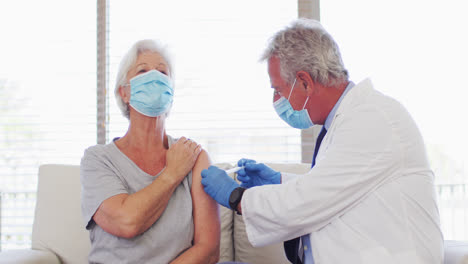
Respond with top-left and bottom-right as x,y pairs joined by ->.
138,69 -> 147,74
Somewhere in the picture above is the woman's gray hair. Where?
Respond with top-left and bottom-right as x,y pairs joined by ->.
261,18 -> 348,87
114,39 -> 174,119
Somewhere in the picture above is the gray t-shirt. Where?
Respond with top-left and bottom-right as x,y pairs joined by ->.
80,136 -> 194,264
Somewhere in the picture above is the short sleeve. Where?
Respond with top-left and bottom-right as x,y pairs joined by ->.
80,146 -> 128,229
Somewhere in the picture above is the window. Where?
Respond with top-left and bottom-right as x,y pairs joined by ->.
4,0 -> 459,251
107,0 -> 299,164
0,0 -> 299,250
0,1 -> 96,249
321,0 -> 468,240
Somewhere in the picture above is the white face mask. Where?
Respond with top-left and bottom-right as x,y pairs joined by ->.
273,78 -> 314,129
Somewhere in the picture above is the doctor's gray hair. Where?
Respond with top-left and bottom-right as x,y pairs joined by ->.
261,18 -> 348,87
114,39 -> 174,119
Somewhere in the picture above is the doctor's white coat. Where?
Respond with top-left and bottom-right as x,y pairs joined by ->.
241,79 -> 444,264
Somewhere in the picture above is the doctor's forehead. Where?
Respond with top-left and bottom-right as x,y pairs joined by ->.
268,56 -> 286,87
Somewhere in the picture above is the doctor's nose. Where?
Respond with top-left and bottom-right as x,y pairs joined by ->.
273,91 -> 282,102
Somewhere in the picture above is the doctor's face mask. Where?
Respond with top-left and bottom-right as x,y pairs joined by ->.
273,78 -> 314,129
128,69 -> 173,117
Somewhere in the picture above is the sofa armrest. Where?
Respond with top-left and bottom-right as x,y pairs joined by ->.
0,249 -> 60,264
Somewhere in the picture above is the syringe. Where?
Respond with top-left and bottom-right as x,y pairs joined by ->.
224,166 -> 244,174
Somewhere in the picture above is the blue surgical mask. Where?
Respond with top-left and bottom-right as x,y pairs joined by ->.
129,69 -> 173,117
273,78 -> 314,129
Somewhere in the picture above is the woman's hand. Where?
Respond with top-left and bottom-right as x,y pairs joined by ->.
165,137 -> 202,183
92,137 -> 202,239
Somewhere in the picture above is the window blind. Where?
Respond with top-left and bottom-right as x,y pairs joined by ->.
107,0 -> 300,164
0,0 -> 96,250
1,0 -> 466,251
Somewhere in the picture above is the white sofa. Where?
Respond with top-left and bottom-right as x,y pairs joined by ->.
0,164 -> 467,264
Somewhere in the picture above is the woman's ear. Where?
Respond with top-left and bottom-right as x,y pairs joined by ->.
119,85 -> 130,104
297,71 -> 315,96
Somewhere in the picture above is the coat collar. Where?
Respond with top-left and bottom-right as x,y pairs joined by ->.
330,78 -> 375,124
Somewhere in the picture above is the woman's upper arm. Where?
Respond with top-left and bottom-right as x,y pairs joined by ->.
81,147 -> 128,231
191,150 -> 220,245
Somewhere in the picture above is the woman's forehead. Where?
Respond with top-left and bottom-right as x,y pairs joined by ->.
135,52 -> 168,67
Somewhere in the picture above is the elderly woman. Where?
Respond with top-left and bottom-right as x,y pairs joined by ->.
80,39 -> 220,264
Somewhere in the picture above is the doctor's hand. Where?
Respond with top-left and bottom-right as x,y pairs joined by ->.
201,166 -> 240,209
237,158 -> 281,188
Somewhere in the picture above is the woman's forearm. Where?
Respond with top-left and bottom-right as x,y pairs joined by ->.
94,168 -> 181,238
123,169 -> 181,233
112,138 -> 201,237
170,243 -> 219,264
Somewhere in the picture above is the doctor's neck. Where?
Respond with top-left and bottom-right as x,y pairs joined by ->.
310,81 -> 348,125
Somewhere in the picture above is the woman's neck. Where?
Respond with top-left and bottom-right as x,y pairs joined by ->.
116,115 -> 169,153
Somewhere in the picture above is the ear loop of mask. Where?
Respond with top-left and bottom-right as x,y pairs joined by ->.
287,78 -> 297,100
287,78 -> 309,110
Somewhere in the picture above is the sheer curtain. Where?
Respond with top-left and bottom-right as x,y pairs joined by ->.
321,0 -> 468,240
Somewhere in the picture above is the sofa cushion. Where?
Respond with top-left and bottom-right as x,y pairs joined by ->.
214,163 -> 236,262
32,164 -> 91,264
234,213 -> 290,264
233,163 -> 310,264
0,249 -> 60,264
266,163 -> 311,175
219,204 -> 235,262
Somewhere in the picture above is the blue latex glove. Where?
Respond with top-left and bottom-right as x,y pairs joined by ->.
237,158 -> 281,188
201,165 -> 240,209
237,158 -> 257,167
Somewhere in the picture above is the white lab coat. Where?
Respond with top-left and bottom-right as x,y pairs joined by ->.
241,79 -> 444,264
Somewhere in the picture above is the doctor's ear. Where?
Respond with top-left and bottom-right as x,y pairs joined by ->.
296,71 -> 315,94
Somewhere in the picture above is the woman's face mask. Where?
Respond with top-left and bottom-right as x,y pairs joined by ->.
128,69 -> 173,117
273,78 -> 314,129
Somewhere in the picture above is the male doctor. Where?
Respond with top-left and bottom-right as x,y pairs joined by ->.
201,19 -> 443,264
